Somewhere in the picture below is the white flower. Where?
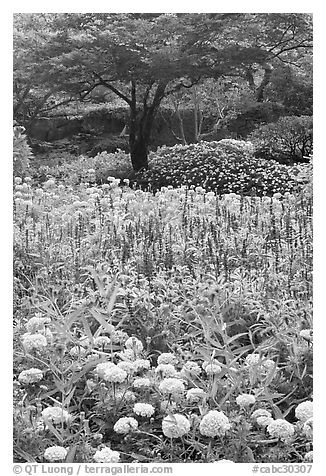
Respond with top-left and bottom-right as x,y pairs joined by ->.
117,361 -> 136,374
267,419 -> 295,441
21,333 -> 47,352
18,368 -> 43,385
186,388 -> 207,403
133,359 -> 151,371
160,400 -> 177,412
236,394 -> 256,407
159,378 -> 185,395
118,349 -> 136,361
295,401 -> 313,422
245,353 -> 261,366
26,316 -> 51,333
103,366 -> 127,383
110,330 -> 129,344
41,406 -> 70,425
214,459 -> 235,463
133,403 -> 155,417
44,446 -> 67,462
113,417 -> 138,434
93,446 -> 120,463
256,416 -> 274,428
69,346 -> 87,358
251,409 -> 272,421
302,417 -> 313,438
300,329 -> 313,342
93,336 -> 111,348
199,410 -> 231,437
155,363 -> 177,377
304,451 -> 313,462
95,362 -> 116,379
202,360 -> 221,375
157,353 -> 178,365
162,414 -> 190,438
181,361 -> 201,376
133,377 -> 152,389
125,337 -> 143,353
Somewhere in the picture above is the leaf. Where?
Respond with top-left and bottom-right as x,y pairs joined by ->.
89,308 -> 115,335
65,445 -> 77,463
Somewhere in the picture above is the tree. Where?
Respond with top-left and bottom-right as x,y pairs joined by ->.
14,13 -> 312,171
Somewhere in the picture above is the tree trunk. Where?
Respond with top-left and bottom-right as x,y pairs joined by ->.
129,133 -> 149,172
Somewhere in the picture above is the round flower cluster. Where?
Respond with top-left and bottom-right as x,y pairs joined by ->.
236,394 -> 256,407
202,360 -> 221,375
181,361 -> 201,376
93,336 -> 111,348
133,359 -> 151,371
44,446 -> 68,462
133,403 -> 155,417
267,419 -> 295,442
26,315 -> 51,333
41,406 -> 70,425
125,337 -> 143,353
245,353 -> 261,366
93,446 -> 120,463
157,353 -> 178,365
159,378 -> 185,395
162,414 -> 191,438
133,377 -> 152,389
300,329 -> 313,343
115,390 -> 136,403
113,417 -> 138,434
186,388 -> 207,403
21,333 -> 47,352
95,362 -> 127,383
304,451 -> 313,462
110,330 -> 129,344
199,410 -> 231,437
155,363 -> 177,377
295,401 -> 313,422
117,361 -> 136,374
251,409 -> 272,420
302,418 -> 313,438
18,368 -> 43,385
256,416 -> 274,427
118,349 -> 136,361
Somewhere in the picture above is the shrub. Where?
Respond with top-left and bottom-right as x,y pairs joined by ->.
249,116 -> 313,163
13,124 -> 33,177
138,139 -> 310,196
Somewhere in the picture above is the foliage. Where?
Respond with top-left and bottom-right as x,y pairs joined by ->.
138,140 -> 311,195
249,116 -> 313,163
13,174 -> 312,463
13,124 -> 34,177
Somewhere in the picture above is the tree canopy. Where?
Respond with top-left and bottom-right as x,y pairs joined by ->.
13,13 -> 312,171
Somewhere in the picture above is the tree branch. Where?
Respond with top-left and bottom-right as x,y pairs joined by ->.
92,71 -> 132,106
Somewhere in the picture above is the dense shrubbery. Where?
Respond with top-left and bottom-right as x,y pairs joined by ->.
249,116 -> 313,163
13,176 -> 312,463
139,139 -> 310,195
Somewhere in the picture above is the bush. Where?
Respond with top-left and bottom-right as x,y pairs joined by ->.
138,139 -> 310,196
31,150 -> 134,185
249,116 -> 313,163
13,124 -> 33,177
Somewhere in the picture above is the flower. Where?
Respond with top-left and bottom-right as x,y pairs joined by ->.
304,451 -> 313,462
95,362 -> 116,379
125,337 -> 143,353
159,378 -> 185,395
256,416 -> 274,427
199,410 -> 231,437
110,330 -> 129,344
18,368 -> 43,385
181,361 -> 201,376
295,401 -> 313,422
118,349 -> 136,361
69,346 -> 87,358
155,363 -> 177,377
93,336 -> 111,348
133,403 -> 155,417
133,359 -> 151,372
113,417 -> 138,434
245,353 -> 261,366
202,360 -> 221,375
157,353 -> 178,365
26,316 -> 51,333
44,446 -> 67,462
267,419 -> 295,441
21,333 -> 47,352
302,417 -> 313,438
160,400 -> 177,412
117,361 -> 136,374
41,406 -> 70,425
95,362 -> 127,383
213,460 -> 235,463
186,388 -> 207,403
162,414 -> 190,438
133,378 -> 152,389
300,329 -> 313,342
94,446 -> 120,463
251,409 -> 272,421
236,394 -> 256,407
